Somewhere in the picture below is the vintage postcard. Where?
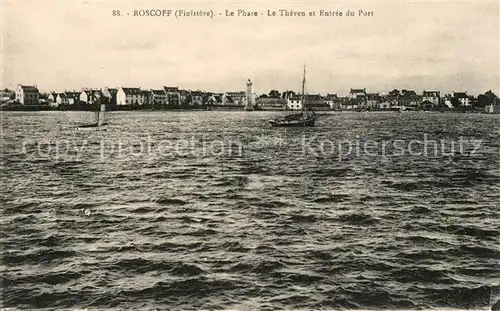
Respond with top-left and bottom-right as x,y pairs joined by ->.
1,0 -> 499,310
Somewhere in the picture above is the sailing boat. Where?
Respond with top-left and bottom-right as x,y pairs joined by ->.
77,92 -> 108,130
269,64 -> 316,127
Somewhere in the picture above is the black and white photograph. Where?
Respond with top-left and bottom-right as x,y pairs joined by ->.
1,0 -> 499,310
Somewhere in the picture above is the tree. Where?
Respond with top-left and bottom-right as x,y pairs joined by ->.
476,94 -> 488,108
451,97 -> 461,109
282,90 -> 295,99
485,90 -> 498,103
389,89 -> 400,97
476,90 -> 498,109
268,90 -> 280,98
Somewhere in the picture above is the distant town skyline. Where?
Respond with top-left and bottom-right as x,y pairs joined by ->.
2,1 -> 499,96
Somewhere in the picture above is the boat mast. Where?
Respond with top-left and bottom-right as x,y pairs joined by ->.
301,63 -> 306,113
96,92 -> 105,126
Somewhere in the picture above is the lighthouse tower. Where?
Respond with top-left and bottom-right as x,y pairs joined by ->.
245,79 -> 254,111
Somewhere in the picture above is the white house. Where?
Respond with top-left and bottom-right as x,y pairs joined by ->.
225,91 -> 246,105
102,87 -> 118,106
325,93 -> 338,110
164,86 -> 181,106
422,91 -> 440,106
222,93 -> 235,105
116,87 -> 144,106
16,84 -> 40,105
191,91 -> 205,106
453,92 -> 470,107
56,93 -> 68,106
80,89 -> 103,105
56,91 -> 80,106
287,96 -> 302,110
48,92 -> 57,103
150,89 -> 167,106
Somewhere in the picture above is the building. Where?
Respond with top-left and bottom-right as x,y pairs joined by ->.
56,93 -> 68,106
255,97 -> 286,110
207,93 -> 224,106
116,87 -> 144,106
378,99 -> 391,110
305,94 -> 329,111
142,90 -> 151,107
344,99 -> 359,110
164,86 -> 180,107
56,91 -> 80,106
225,91 -> 246,106
453,91 -> 470,107
39,93 -> 49,105
47,92 -> 57,104
420,100 -> 435,111
150,89 -> 167,106
366,93 -> 380,110
287,95 -> 302,110
443,94 -> 454,109
222,93 -> 235,105
16,85 -> 40,105
422,91 -> 440,106
102,87 -> 118,106
350,88 -> 366,99
324,93 -> 340,110
179,89 -> 190,106
192,91 -> 205,106
0,89 -> 15,106
399,90 -> 419,108
67,92 -> 81,105
80,89 -> 103,105
349,88 -> 367,107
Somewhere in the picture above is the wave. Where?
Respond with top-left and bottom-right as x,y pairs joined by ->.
130,277 -> 234,298
154,196 -> 187,205
422,284 -> 493,309
3,248 -> 79,265
229,260 -> 284,274
221,241 -> 249,252
313,194 -> 350,203
446,224 -> 499,238
391,266 -> 456,284
288,214 -> 317,223
338,213 -> 379,226
410,205 -> 433,213
107,258 -> 206,276
4,270 -> 83,286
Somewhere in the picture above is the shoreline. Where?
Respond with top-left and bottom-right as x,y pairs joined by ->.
1,108 -> 495,114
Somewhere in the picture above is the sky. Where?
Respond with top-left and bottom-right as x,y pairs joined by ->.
1,0 -> 499,96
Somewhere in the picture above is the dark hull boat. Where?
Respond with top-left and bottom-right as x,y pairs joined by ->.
78,121 -> 108,128
77,122 -> 108,130
269,114 -> 316,127
268,64 -> 316,128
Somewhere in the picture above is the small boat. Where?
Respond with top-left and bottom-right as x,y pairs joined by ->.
269,64 -> 316,127
269,111 -> 316,127
77,94 -> 107,131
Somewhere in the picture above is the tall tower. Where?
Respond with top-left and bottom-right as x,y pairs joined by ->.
245,79 -> 254,111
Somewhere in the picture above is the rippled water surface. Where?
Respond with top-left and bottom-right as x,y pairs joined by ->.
2,111 -> 499,310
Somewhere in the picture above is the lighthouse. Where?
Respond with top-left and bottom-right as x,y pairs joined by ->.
245,79 -> 254,111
